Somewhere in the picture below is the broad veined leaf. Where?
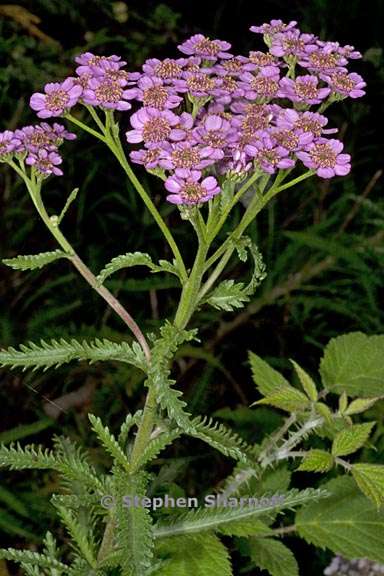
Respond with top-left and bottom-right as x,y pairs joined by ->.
155,533 -> 232,576
297,449 -> 334,473
2,250 -> 69,271
345,397 -> 381,416
320,332 -> 384,397
352,464 -> 384,508
296,476 -> 384,562
248,538 -> 299,576
254,386 -> 309,412
249,352 -> 290,396
331,422 -> 375,457
290,360 -> 318,401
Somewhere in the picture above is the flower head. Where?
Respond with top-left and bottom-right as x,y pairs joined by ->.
25,148 -> 63,176
0,130 -> 21,157
245,134 -> 295,174
125,76 -> 182,109
165,169 -> 220,204
250,20 -> 298,37
178,34 -> 231,61
296,138 -> 351,178
126,108 -> 192,147
279,75 -> 331,105
323,70 -> 366,98
30,78 -> 82,118
82,78 -> 132,111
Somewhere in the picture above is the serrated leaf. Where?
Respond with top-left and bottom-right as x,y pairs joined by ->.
297,449 -> 334,472
320,332 -> 384,397
189,416 -> 251,462
255,387 -> 310,412
0,338 -> 146,373
290,360 -> 317,401
205,242 -> 266,312
206,279 -> 251,311
2,250 -> 69,271
352,464 -> 384,508
249,352 -> 290,396
332,422 -> 375,457
155,534 -> 232,576
345,398 -> 380,415
315,402 -> 333,425
97,251 -> 180,284
296,476 -> 384,562
249,538 -> 299,576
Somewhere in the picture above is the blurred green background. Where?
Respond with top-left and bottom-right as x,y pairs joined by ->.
0,0 -> 383,573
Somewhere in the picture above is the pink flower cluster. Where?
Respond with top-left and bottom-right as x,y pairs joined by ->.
1,21 -> 365,198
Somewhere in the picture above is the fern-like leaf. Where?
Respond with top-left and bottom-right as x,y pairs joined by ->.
154,488 -> 327,538
97,251 -> 181,284
0,337 -> 147,372
189,416 -> 252,462
2,250 -> 69,271
115,470 -> 154,576
89,414 -> 130,471
0,443 -> 57,470
0,548 -> 68,571
136,429 -> 180,468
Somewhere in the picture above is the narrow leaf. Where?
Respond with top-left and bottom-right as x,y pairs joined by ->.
2,250 -> 68,271
290,360 -> 317,401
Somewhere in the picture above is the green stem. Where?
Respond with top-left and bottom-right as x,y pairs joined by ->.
10,164 -> 151,362
129,386 -> 158,473
65,113 -> 106,143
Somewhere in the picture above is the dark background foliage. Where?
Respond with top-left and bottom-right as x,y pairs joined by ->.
0,0 -> 384,573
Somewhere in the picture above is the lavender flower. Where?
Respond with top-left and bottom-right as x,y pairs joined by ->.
82,77 -> 132,111
165,169 -> 220,204
124,76 -> 182,109
178,34 -> 231,61
250,20 -> 298,36
245,134 -> 295,174
296,138 -> 351,177
142,58 -> 187,82
15,123 -> 76,153
75,53 -> 125,76
214,56 -> 255,77
239,68 -> 280,101
30,78 -> 82,118
269,30 -> 317,58
158,142 -> 214,170
279,75 -> 331,105
299,44 -> 348,72
126,108 -> 192,146
26,148 -> 63,176
0,130 -> 21,157
275,109 -> 338,137
129,148 -> 164,170
192,114 -> 236,160
174,71 -> 217,98
323,70 -> 366,98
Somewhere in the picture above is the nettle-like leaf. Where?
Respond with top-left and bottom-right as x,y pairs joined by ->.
352,464 -> 384,508
205,242 -> 266,312
248,538 -> 299,576
345,397 -> 381,416
249,352 -> 290,396
96,251 -> 181,284
297,449 -> 334,473
331,422 -> 375,457
320,332 -> 384,397
290,360 -> 318,401
2,249 -> 69,271
0,337 -> 147,373
254,386 -> 309,413
155,533 -> 232,576
296,476 -> 384,562
154,488 -> 327,538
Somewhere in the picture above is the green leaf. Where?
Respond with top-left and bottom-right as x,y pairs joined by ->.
255,387 -> 309,412
332,422 -> 375,457
97,251 -> 180,284
188,416 -> 252,463
154,488 -> 327,538
249,352 -> 290,396
2,250 -> 69,271
57,187 -> 79,224
115,470 -> 154,576
320,332 -> 384,397
249,538 -> 299,576
290,360 -> 318,401
345,397 -> 380,415
155,534 -> 232,576
0,418 -> 54,444
315,402 -> 333,425
89,414 -> 130,471
0,337 -> 147,373
297,449 -> 334,473
205,279 -> 252,311
296,476 -> 384,562
0,549 -> 67,571
352,464 -> 384,508
205,242 -> 266,312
